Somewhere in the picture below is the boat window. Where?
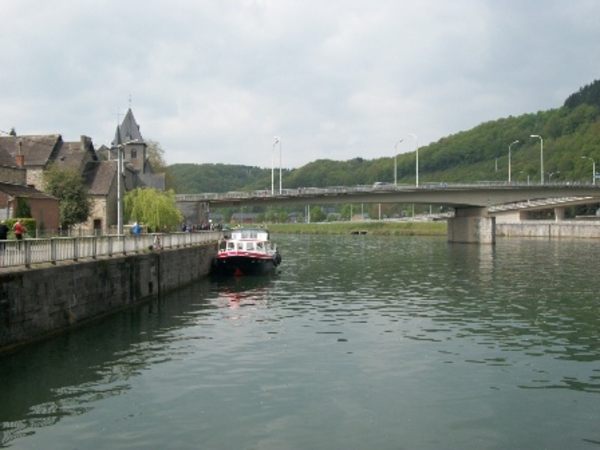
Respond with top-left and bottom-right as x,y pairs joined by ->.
237,242 -> 244,250
227,242 -> 235,251
246,242 -> 255,251
257,242 -> 264,251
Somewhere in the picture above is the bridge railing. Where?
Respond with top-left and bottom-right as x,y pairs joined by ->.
178,181 -> 600,202
0,231 -> 221,269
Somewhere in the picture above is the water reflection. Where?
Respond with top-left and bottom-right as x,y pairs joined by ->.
0,281 -> 214,447
211,275 -> 273,310
1,235 -> 600,449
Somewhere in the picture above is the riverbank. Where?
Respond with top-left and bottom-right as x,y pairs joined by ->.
268,221 -> 447,236
267,220 -> 600,239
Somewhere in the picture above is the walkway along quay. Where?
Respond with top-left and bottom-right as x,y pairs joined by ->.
0,231 -> 221,353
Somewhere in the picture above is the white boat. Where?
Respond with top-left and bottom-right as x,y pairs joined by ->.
212,228 -> 281,276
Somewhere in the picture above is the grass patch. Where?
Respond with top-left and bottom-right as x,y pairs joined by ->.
267,221 -> 447,236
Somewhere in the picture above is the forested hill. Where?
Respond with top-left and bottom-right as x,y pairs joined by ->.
170,79 -> 600,193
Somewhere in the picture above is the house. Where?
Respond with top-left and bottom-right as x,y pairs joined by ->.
0,133 -> 117,232
0,143 -> 59,229
0,134 -> 62,190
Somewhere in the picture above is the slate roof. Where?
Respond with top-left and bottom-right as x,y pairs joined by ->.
0,135 -> 61,166
83,161 -> 117,196
112,108 -> 144,146
54,139 -> 96,170
0,145 -> 18,167
0,182 -> 58,200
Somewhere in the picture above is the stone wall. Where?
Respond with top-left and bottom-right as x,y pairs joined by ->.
0,242 -> 217,352
0,166 -> 26,185
496,221 -> 600,239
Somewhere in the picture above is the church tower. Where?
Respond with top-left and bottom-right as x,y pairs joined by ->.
111,108 -> 148,174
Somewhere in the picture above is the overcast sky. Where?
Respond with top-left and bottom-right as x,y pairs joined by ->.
1,1 -> 599,169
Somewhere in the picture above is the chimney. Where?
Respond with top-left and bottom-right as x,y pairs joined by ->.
16,140 -> 24,167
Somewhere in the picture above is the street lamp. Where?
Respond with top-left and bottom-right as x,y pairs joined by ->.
508,140 -> 519,183
278,137 -> 283,194
409,134 -> 418,187
581,156 -> 596,185
530,134 -> 544,185
394,139 -> 403,186
271,137 -> 279,195
114,139 -> 138,235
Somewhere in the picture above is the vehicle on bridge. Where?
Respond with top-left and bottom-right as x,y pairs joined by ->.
212,228 -> 282,276
373,181 -> 394,190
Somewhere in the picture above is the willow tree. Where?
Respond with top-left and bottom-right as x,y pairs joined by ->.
123,188 -> 183,232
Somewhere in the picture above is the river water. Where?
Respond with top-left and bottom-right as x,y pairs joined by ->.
1,234 -> 599,449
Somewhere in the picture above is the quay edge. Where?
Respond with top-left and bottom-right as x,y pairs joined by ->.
0,242 -> 217,354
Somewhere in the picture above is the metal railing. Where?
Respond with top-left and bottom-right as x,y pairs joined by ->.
176,181 -> 600,202
0,231 -> 221,269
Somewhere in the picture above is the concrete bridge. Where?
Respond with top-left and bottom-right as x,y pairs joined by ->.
176,182 -> 600,244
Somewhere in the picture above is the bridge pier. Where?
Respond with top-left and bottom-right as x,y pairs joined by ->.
554,207 -> 565,221
447,207 -> 495,244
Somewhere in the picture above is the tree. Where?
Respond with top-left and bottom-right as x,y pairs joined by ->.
42,164 -> 92,229
146,139 -> 167,171
146,139 -> 178,191
310,206 -> 326,222
123,188 -> 183,232
15,197 -> 32,218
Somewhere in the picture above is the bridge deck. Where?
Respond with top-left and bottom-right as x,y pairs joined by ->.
176,183 -> 600,209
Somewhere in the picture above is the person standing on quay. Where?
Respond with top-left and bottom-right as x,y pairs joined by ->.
0,220 -> 8,258
13,219 -> 26,249
0,220 -> 8,241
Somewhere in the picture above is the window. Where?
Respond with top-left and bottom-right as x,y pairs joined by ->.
131,149 -> 137,159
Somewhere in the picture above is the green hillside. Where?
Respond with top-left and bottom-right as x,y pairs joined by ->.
170,79 -> 600,193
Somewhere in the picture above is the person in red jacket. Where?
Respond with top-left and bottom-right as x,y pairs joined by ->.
13,220 -> 26,249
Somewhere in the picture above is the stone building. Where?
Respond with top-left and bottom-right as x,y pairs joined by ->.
0,143 -> 59,230
99,108 -> 166,191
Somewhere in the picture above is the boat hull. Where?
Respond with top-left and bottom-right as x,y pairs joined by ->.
212,255 -> 279,276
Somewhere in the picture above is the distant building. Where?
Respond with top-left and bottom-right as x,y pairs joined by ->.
230,212 -> 260,224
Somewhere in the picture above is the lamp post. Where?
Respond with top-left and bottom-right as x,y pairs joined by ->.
394,139 -> 403,186
271,137 -> 279,195
114,139 -> 137,235
530,134 -> 544,185
278,137 -> 282,194
508,140 -> 519,183
409,134 -> 418,186
582,156 -> 596,185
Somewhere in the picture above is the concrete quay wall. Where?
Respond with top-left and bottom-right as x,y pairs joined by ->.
0,243 -> 217,352
496,221 -> 600,239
